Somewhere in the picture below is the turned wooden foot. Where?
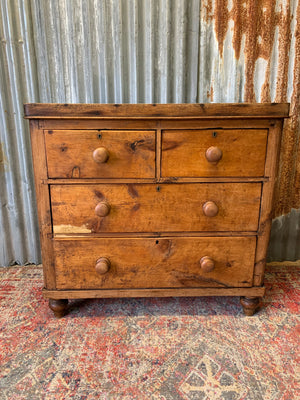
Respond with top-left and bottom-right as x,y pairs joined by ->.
240,296 -> 261,316
49,299 -> 68,318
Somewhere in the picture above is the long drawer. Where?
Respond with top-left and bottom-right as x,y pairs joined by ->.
54,237 -> 256,289
51,183 -> 261,234
161,129 -> 268,177
45,130 -> 156,178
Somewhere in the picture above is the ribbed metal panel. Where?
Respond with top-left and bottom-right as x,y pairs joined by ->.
268,209 -> 300,262
0,0 -> 299,266
0,0 -> 40,266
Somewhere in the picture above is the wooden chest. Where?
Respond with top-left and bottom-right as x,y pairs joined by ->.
24,103 -> 289,317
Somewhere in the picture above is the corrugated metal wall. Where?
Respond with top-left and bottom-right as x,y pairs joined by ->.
0,0 -> 299,266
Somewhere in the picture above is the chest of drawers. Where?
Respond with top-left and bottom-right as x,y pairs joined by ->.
24,103 -> 289,317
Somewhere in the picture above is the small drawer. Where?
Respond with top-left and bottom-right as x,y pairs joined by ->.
44,130 -> 156,178
51,183 -> 261,234
54,237 -> 256,289
161,129 -> 268,177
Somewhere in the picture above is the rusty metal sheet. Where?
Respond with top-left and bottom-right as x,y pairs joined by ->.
0,0 -> 299,265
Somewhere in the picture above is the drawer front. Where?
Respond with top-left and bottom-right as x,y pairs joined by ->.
51,183 -> 261,233
54,237 -> 256,289
45,130 -> 156,178
161,129 -> 268,177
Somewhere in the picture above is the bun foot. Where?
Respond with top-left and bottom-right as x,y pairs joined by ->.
240,296 -> 261,316
49,299 -> 68,318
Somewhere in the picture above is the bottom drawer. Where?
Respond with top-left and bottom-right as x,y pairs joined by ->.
53,237 -> 256,289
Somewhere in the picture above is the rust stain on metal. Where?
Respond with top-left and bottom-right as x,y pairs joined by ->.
274,1 -> 300,215
214,0 -> 230,58
212,0 -> 279,101
275,3 -> 292,102
257,1 -> 278,102
210,0 -> 300,215
202,0 -> 213,22
211,0 -> 291,101
0,142 -> 9,173
230,0 -> 248,60
242,0 -> 277,102
207,85 -> 214,101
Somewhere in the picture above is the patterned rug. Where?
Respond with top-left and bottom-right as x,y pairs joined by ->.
0,263 -> 299,400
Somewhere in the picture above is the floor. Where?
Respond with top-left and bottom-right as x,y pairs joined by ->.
0,263 -> 299,399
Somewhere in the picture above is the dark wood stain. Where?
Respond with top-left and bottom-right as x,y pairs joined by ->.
127,184 -> 139,199
94,190 -> 105,200
130,139 -> 145,151
156,239 -> 173,257
86,217 -> 104,233
131,203 -> 140,212
60,145 -> 68,152
71,166 -> 80,178
176,273 -> 229,287
162,140 -> 182,151
127,138 -> 155,152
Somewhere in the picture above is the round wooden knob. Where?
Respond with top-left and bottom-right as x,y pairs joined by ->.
95,257 -> 110,274
203,201 -> 219,217
93,147 -> 109,163
205,146 -> 222,163
200,256 -> 215,272
95,201 -> 111,217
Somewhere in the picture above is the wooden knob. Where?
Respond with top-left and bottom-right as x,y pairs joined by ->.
200,256 -> 215,272
95,201 -> 111,217
203,201 -> 219,217
93,147 -> 109,163
95,257 -> 110,274
205,146 -> 222,163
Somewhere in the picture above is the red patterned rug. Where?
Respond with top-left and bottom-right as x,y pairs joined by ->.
0,263 -> 299,399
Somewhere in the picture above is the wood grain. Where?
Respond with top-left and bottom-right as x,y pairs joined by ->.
45,177 -> 268,184
254,122 -> 283,286
25,103 -> 288,314
29,120 -> 56,289
50,231 -> 257,238
161,129 -> 268,177
53,237 -> 256,289
50,183 -> 262,233
45,130 -> 155,178
43,286 -> 266,299
155,123 -> 162,179
48,299 -> 68,318
39,118 -> 274,131
240,296 -> 261,316
24,103 -> 290,118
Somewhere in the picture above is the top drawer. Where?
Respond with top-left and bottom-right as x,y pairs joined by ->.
161,129 -> 268,177
44,130 -> 156,178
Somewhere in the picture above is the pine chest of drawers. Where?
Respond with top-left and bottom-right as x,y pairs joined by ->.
24,103 -> 289,317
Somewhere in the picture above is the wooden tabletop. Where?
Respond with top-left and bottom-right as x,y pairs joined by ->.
24,103 -> 290,119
